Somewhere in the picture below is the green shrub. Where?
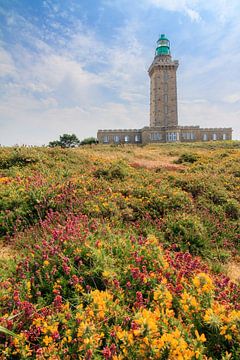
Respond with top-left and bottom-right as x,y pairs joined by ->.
225,199 -> 240,220
175,153 -> 199,164
164,214 -> 207,255
80,137 -> 98,145
94,162 -> 128,180
0,149 -> 38,169
233,170 -> 240,178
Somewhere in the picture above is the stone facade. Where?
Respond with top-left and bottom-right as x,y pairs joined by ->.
149,55 -> 178,128
97,35 -> 233,144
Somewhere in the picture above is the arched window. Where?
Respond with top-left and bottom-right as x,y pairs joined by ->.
212,133 -> 217,141
124,135 -> 130,143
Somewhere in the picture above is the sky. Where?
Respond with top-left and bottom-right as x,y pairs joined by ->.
0,0 -> 240,145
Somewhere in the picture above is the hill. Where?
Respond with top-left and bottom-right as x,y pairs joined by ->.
0,142 -> 240,359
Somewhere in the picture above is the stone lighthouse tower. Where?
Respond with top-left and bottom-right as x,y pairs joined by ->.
148,34 -> 179,128
97,35 -> 232,144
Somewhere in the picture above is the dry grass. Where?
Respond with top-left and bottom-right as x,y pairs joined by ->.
130,158 -> 185,171
79,145 -> 186,171
0,243 -> 16,261
225,261 -> 240,284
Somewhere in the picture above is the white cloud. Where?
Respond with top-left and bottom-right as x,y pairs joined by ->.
223,94 -> 240,104
179,100 -> 240,139
144,0 -> 240,23
0,9 -> 149,145
145,0 -> 201,21
0,1 -> 240,145
0,47 -> 16,77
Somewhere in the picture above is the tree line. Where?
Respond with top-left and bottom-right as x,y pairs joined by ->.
48,134 -> 98,148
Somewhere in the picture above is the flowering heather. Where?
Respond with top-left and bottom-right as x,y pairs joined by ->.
0,143 -> 240,359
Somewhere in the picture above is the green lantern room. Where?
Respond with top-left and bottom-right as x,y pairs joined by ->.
156,34 -> 170,56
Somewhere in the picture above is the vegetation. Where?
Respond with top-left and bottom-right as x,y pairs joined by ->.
48,133 -> 80,148
0,142 -> 239,359
80,137 -> 99,146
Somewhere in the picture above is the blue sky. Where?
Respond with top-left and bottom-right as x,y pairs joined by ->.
0,0 -> 240,145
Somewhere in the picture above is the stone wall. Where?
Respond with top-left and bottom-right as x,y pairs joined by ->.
179,126 -> 232,142
97,129 -> 142,144
97,126 -> 232,144
149,55 -> 178,128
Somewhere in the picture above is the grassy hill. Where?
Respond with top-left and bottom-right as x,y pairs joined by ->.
0,142 -> 239,359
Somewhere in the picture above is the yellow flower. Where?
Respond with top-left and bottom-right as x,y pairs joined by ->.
135,308 -> 158,334
33,317 -> 43,328
220,325 -> 227,335
192,273 -> 214,293
43,260 -> 49,267
43,335 -> 53,346
195,330 -> 206,343
116,329 -> 127,341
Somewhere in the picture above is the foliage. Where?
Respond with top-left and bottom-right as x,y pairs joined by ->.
175,152 -> 199,164
94,161 -> 129,180
49,133 -> 80,148
80,137 -> 99,146
0,147 -> 38,169
0,142 -> 240,359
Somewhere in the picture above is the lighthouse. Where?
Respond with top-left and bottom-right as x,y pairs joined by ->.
97,35 -> 232,144
148,34 -> 179,128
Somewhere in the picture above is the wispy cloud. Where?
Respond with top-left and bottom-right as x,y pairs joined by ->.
144,0 -> 201,21
0,4 -> 149,145
0,0 -> 240,144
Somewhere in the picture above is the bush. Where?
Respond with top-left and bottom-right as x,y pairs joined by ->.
225,199 -> 240,220
164,214 -> 207,255
175,153 -> 199,164
94,162 -> 128,181
80,137 -> 98,145
0,148 -> 38,169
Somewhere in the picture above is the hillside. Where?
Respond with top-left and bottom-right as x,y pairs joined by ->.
0,142 -> 240,359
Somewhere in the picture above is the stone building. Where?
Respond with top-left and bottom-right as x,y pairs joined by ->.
97,35 -> 232,144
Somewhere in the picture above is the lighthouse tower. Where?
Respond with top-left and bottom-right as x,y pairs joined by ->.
97,35 -> 232,144
148,34 -> 179,128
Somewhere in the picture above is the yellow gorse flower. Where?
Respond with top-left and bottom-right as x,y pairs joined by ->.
192,272 -> 214,293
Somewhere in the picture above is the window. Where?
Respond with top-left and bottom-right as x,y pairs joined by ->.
182,132 -> 195,140
164,71 -> 168,81
164,105 -> 168,114
164,83 -> 168,92
150,132 -> 161,141
167,132 -> 177,142
124,135 -> 130,143
113,135 -> 120,143
164,94 -> 168,103
203,134 -> 208,141
135,134 -> 141,142
103,135 -> 109,143
212,133 -> 217,141
223,133 -> 227,140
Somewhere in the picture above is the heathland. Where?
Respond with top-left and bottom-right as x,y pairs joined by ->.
0,142 -> 239,359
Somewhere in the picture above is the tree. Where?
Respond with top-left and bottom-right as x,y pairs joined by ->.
80,137 -> 99,146
48,134 -> 80,148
